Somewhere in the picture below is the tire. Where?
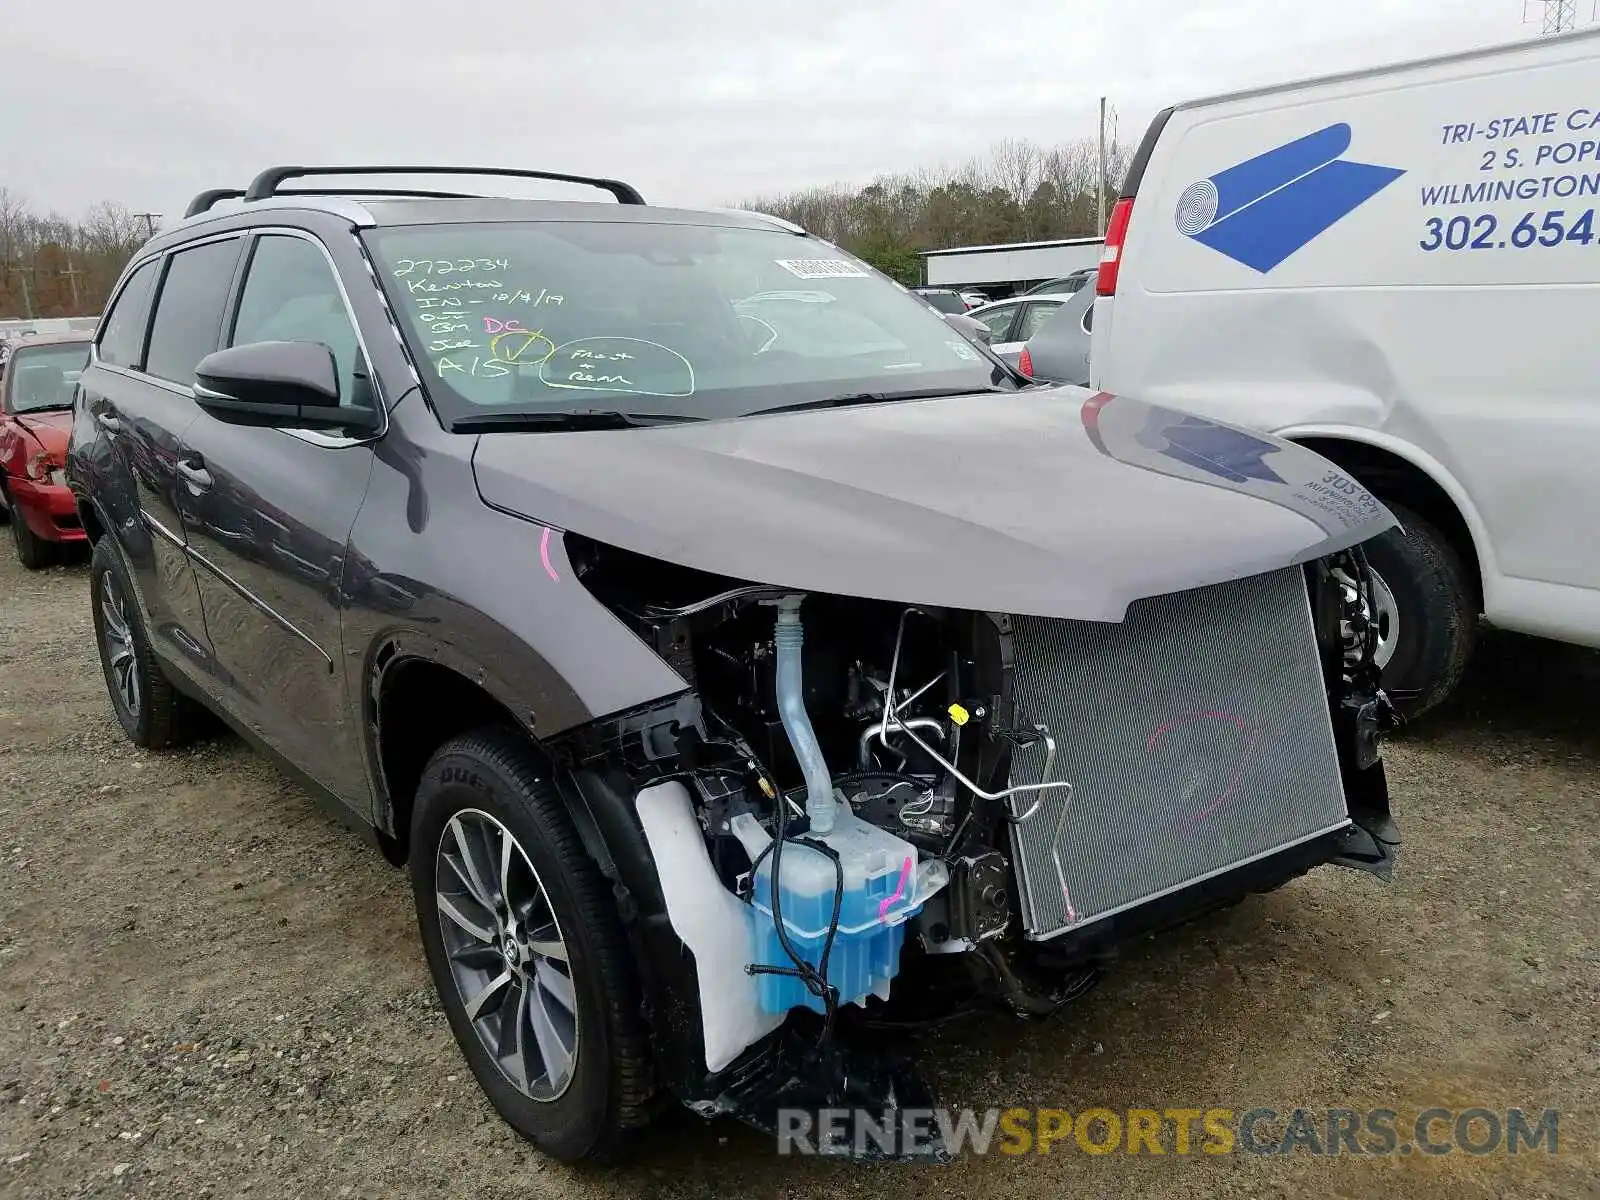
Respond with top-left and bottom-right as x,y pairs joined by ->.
408,728 -> 655,1163
1361,501 -> 1478,718
89,537 -> 199,748
9,501 -> 57,569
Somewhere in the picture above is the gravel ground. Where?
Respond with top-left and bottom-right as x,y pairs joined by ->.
1,546 -> 1597,1200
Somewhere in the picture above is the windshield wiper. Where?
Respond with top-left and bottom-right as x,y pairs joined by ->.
448,409 -> 702,433
19,403 -> 74,414
746,385 -> 1012,418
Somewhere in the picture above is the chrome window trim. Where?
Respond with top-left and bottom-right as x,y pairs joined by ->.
89,226 -> 389,448
113,230 -> 247,386
229,226 -> 390,445
91,255 -> 163,369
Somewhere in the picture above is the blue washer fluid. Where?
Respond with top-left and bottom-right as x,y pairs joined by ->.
748,808 -> 923,1015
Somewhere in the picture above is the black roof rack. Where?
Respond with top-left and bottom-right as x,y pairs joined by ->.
245,165 -> 645,206
183,166 -> 646,221
184,189 -> 246,218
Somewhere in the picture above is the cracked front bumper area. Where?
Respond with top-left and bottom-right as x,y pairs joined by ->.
8,477 -> 86,543
544,545 -> 1402,1162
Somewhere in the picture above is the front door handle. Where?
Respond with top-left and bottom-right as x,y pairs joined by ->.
176,458 -> 213,492
95,410 -> 122,434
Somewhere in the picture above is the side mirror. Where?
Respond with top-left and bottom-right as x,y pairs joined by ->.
194,341 -> 371,430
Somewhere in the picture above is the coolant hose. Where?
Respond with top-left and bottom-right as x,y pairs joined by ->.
773,596 -> 837,835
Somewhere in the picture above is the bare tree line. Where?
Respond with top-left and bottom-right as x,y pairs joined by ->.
0,188 -> 155,319
741,136 -> 1132,284
1,136 -> 1129,315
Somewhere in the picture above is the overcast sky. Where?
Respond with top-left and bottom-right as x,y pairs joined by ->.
4,0 -> 1552,220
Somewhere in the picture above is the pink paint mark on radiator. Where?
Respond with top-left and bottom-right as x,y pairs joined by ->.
539,526 -> 560,582
1147,710 -> 1247,751
1146,710 -> 1262,828
878,856 -> 914,923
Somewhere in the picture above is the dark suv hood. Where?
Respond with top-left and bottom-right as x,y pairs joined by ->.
472,388 -> 1395,622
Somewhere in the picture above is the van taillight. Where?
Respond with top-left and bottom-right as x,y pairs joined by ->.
1018,346 -> 1034,378
1096,197 -> 1134,296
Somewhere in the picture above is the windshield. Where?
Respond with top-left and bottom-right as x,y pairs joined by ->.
5,343 -> 88,413
916,290 -> 967,314
365,222 -> 1013,425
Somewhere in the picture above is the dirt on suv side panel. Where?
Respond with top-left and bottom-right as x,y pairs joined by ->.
68,166 -> 1402,1166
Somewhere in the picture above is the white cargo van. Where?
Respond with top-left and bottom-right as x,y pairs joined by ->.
1092,28 -> 1600,715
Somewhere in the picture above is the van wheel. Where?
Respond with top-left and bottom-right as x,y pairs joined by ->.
408,728 -> 655,1163
1361,502 -> 1478,718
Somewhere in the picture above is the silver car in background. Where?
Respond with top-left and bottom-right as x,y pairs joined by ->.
1015,284 -> 1095,385
964,293 -> 1072,370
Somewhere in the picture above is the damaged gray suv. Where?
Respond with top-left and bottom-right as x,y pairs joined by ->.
67,166 -> 1402,1162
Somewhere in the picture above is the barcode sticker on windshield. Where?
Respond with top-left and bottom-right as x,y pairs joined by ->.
774,259 -> 870,279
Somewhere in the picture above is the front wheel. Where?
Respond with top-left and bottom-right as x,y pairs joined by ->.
408,728 -> 655,1163
1361,502 -> 1478,718
9,503 -> 57,569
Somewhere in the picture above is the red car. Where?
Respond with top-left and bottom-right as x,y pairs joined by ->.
0,333 -> 91,568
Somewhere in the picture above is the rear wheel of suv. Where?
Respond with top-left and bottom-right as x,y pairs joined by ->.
408,728 -> 654,1163
89,537 -> 199,747
1361,501 -> 1478,718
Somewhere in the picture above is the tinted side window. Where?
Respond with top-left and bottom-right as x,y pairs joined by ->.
97,259 -> 160,368
974,303 -> 1018,340
230,235 -> 362,407
145,238 -> 244,385
1018,301 -> 1066,341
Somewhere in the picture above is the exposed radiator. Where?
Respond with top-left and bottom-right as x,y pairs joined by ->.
1006,566 -> 1350,941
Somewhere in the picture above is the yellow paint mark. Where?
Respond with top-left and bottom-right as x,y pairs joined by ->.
489,328 -> 554,364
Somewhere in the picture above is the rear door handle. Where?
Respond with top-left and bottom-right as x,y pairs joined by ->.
176,458 -> 213,491
95,410 -> 122,434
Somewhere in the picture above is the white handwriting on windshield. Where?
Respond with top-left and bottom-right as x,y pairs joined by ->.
436,355 -> 511,379
537,337 -> 694,398
570,349 -> 635,361
407,277 -> 503,294
493,288 -> 563,306
393,258 -> 510,276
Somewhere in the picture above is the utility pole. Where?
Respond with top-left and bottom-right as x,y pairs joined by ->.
134,212 -> 160,239
6,265 -> 35,319
61,259 -> 82,311
1524,0 -> 1590,34
1097,95 -> 1108,236
1543,0 -> 1577,32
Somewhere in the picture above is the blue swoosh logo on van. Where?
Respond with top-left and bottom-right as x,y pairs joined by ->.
1175,123 -> 1404,273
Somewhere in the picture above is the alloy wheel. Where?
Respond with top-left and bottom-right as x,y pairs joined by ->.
1368,568 -> 1400,670
99,574 -> 141,717
435,809 -> 578,1101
